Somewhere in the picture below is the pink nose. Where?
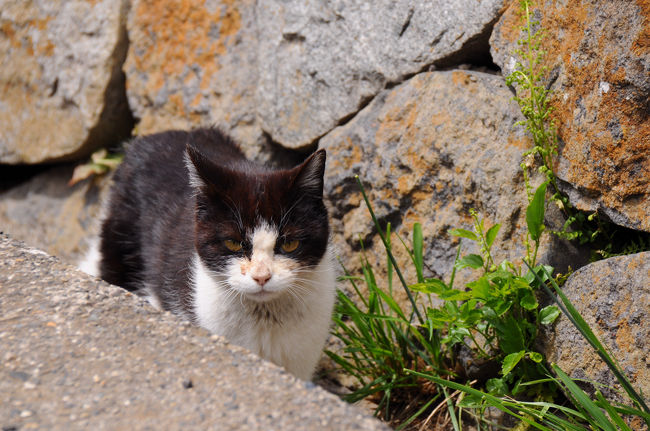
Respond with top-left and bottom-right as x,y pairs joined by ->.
252,272 -> 271,286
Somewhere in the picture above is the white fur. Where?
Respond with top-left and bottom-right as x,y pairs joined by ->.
78,238 -> 100,277
191,224 -> 336,380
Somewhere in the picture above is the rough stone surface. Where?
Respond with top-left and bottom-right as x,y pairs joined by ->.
257,0 -> 508,149
0,165 -> 110,264
490,0 -> 650,232
124,0 -> 267,160
0,0 -> 133,164
544,252 -> 650,408
321,70 -> 587,306
0,234 -> 388,431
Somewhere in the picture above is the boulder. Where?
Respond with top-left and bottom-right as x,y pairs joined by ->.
0,0 -> 133,164
257,0 -> 508,149
124,0 -> 265,159
544,252 -> 650,409
0,165 -> 109,264
322,70 -> 586,306
490,0 -> 650,232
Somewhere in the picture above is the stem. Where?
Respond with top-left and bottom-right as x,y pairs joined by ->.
355,176 -> 424,324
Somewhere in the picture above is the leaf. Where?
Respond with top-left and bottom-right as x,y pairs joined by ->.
528,351 -> 543,363
438,289 -> 472,301
409,278 -> 447,295
552,364 -> 617,431
502,350 -> 526,376
413,223 -> 424,283
539,305 -> 560,325
468,277 -> 491,301
485,223 -> 501,248
520,290 -> 539,310
449,228 -> 478,242
455,254 -> 484,270
68,163 -> 108,186
526,182 -> 548,241
486,378 -> 509,396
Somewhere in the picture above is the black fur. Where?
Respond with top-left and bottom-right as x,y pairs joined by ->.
98,128 -> 329,317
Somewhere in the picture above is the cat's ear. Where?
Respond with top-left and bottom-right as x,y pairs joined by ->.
291,149 -> 326,198
185,143 -> 231,193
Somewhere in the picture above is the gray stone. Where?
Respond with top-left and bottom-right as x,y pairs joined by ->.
0,0 -> 133,164
490,0 -> 650,232
544,252 -> 650,409
123,0 -> 267,160
0,165 -> 109,264
257,0 -> 508,149
321,70 -> 587,307
0,234 -> 388,431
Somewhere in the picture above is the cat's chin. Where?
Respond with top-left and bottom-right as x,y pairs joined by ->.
242,289 -> 283,303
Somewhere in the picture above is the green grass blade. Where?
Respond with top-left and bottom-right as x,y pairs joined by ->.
395,394 -> 440,431
413,223 -> 425,283
386,222 -> 394,296
407,370 -> 554,431
552,364 -> 616,431
595,390 -> 632,431
525,262 -> 650,418
448,242 -> 462,290
355,176 -> 424,324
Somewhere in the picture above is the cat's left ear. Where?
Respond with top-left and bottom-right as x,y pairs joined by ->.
291,149 -> 326,198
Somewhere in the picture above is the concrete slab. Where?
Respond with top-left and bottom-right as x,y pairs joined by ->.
0,234 -> 386,431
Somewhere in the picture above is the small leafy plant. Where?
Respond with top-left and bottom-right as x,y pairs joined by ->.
69,148 -> 123,186
329,177 -> 649,429
505,0 -> 650,256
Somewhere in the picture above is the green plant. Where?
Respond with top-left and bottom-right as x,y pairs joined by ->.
329,177 -> 649,429
69,148 -> 123,186
506,0 -> 649,256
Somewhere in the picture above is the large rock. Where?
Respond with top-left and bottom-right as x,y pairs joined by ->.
0,0 -> 133,164
490,0 -> 650,232
322,70 -> 586,305
257,0 -> 508,149
544,252 -> 650,410
0,165 -> 109,264
0,235 -> 387,430
124,0 -> 265,159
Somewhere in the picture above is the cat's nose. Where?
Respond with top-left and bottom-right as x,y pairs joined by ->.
252,272 -> 271,286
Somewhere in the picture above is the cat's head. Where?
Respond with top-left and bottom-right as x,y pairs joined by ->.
185,143 -> 329,303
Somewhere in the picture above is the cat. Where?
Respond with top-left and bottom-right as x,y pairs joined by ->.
82,128 -> 336,380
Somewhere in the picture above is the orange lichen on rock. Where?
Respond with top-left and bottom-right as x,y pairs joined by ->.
493,0 -> 650,230
129,0 -> 241,93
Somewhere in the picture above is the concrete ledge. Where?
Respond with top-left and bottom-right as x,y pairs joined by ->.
0,234 -> 386,431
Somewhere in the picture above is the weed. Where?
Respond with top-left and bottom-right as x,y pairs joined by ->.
69,148 -> 123,186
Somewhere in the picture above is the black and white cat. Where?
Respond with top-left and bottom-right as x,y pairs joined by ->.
81,128 -> 336,380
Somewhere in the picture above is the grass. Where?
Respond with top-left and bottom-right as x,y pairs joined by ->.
327,178 -> 649,429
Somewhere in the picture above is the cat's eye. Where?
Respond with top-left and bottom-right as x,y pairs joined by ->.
224,239 -> 243,252
281,240 -> 300,253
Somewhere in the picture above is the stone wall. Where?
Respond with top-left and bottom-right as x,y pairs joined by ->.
1,0 -> 648,409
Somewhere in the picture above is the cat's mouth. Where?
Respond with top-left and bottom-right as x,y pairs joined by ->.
245,288 -> 281,302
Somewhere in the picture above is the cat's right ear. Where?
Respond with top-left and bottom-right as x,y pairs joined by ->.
185,143 -> 231,194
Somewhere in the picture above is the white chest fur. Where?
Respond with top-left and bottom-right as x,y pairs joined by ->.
190,248 -> 336,380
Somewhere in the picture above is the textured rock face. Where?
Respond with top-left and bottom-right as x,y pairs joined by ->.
124,0 -> 264,156
544,252 -> 650,404
257,0 -> 508,149
0,0 -> 133,164
322,70 -> 585,303
490,0 -> 650,232
0,166 -> 109,263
